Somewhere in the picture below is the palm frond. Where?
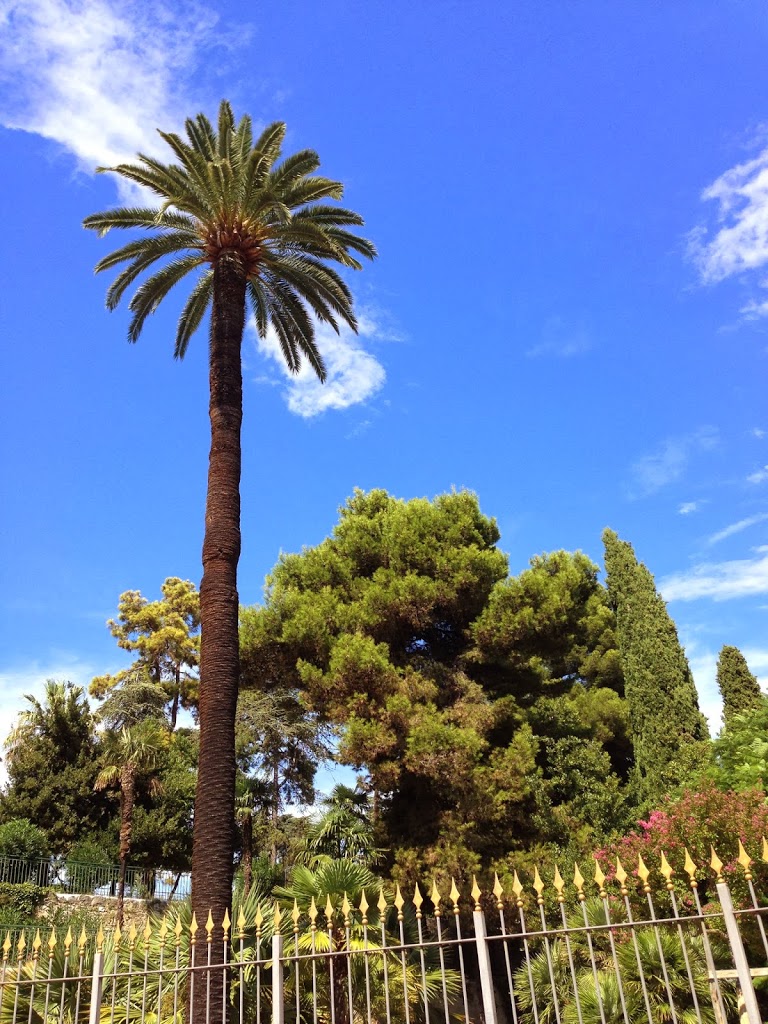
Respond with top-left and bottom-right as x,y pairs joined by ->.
83,208 -> 198,237
175,270 -> 213,359
127,256 -> 205,343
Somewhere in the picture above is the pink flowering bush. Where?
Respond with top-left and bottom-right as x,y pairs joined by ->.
595,782 -> 768,909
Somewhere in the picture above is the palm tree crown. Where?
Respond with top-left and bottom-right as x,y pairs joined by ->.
83,101 -> 376,367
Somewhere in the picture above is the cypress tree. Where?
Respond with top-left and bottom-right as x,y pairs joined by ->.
602,529 -> 708,797
717,644 -> 762,724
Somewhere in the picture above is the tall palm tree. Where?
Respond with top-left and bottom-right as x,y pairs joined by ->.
84,101 -> 376,948
94,720 -> 167,925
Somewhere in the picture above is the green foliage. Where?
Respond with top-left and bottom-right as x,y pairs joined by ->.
246,491 -> 631,883
0,682 -> 111,854
709,697 -> 768,790
717,644 -> 762,724
602,530 -> 708,801
0,818 -> 49,861
91,578 -> 200,728
0,882 -> 49,922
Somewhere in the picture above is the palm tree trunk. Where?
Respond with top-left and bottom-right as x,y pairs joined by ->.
117,768 -> 135,928
192,252 -> 246,1021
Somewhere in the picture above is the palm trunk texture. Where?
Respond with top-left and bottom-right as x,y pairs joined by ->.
191,253 -> 246,1018
117,768 -> 135,928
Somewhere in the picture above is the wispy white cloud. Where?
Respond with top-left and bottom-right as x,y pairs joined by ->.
748,465 -> 768,484
753,427 -> 766,439
0,0 -> 219,183
678,501 -> 700,515
707,513 -> 768,546
688,144 -> 768,318
661,551 -> 768,602
526,316 -> 592,358
689,148 -> 768,284
251,311 -> 386,418
628,426 -> 719,498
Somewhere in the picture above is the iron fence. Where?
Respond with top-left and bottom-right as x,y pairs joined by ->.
0,843 -> 767,1024
0,856 -> 190,900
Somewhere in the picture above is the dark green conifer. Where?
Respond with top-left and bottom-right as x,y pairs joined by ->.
602,529 -> 708,798
717,645 -> 762,724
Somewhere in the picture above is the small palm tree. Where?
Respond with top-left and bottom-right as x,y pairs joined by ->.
94,720 -> 167,924
84,103 -> 376,957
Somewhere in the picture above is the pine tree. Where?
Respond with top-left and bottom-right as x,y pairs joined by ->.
717,645 -> 762,724
602,529 -> 708,798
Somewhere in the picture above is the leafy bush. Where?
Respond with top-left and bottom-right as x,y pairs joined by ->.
0,819 -> 49,861
0,882 -> 48,924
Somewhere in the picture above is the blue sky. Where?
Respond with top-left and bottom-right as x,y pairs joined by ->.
2,0 -> 768,766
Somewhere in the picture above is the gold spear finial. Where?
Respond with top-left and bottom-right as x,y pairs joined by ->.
552,866 -> 565,902
493,873 -> 504,909
341,893 -> 351,926
255,905 -> 264,935
593,860 -> 606,897
2,933 -> 11,960
737,840 -> 753,881
174,917 -> 182,945
325,895 -> 334,924
659,852 -> 674,890
511,871 -> 524,908
292,900 -> 301,931
377,889 -> 388,915
615,857 -> 628,895
32,930 -> 41,956
413,883 -> 424,917
79,926 -> 89,952
359,890 -> 369,924
273,905 -> 282,933
762,836 -> 768,863
431,879 -> 441,914
222,909 -> 231,939
637,855 -> 651,892
573,864 -> 585,900
682,848 -> 698,886
16,933 -> 25,958
114,923 -> 122,948
471,876 -> 482,912
394,884 -> 405,920
309,896 -> 318,928
96,925 -> 105,953
190,914 -> 199,944
449,878 -> 461,913
205,911 -> 214,942
159,918 -> 169,945
143,920 -> 152,943
710,846 -> 724,883
532,867 -> 545,904
47,929 -> 56,954
64,928 -> 73,954
237,907 -> 246,938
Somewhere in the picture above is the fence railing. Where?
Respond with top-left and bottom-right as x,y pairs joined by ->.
0,855 -> 190,900
1,843 -> 767,1024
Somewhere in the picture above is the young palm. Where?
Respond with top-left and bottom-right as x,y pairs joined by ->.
84,101 -> 376,948
94,720 -> 167,925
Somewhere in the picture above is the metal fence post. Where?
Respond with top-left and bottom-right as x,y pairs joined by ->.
473,908 -> 499,1024
88,943 -> 105,1024
272,930 -> 285,1024
716,881 -> 761,1024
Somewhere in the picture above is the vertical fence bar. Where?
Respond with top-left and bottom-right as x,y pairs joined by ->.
472,879 -> 498,1024
88,930 -> 105,1024
716,879 -> 761,1024
272,909 -> 285,1024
